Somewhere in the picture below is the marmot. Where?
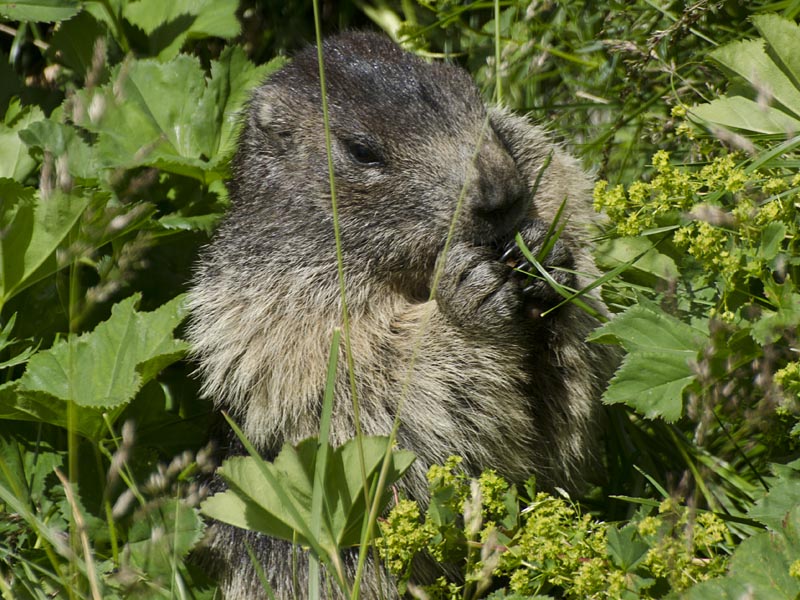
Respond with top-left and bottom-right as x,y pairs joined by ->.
188,31 -> 613,599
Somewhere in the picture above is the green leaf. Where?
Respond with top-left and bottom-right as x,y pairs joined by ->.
0,181 -> 91,305
748,460 -> 800,531
0,99 -> 44,182
123,0 -> 239,60
759,222 -> 786,261
0,0 -> 80,22
47,10 -> 106,78
0,433 -> 62,508
751,278 -> 800,344
690,96 -> 800,135
710,38 -> 800,121
588,305 -> 705,421
126,498 -> 205,578
606,523 -> 650,571
208,49 -> 288,162
594,236 -> 679,284
201,436 -> 415,550
19,118 -> 100,181
72,50 -> 274,181
753,14 -> 800,99
21,294 -> 188,406
0,314 -> 37,370
683,505 -> 800,599
0,294 -> 188,440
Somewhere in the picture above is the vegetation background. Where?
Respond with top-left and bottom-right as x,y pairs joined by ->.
1,0 -> 800,598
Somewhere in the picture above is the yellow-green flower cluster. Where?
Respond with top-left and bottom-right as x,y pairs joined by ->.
593,150 -> 697,236
380,463 -> 730,599
477,469 -> 509,524
378,499 -> 434,577
639,500 -> 727,592
502,493 -> 610,598
597,149 -> 799,307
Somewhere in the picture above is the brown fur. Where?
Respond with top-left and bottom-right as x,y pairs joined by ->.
188,31 -> 613,599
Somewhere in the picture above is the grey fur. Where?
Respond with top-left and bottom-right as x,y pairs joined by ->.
188,31 -> 614,599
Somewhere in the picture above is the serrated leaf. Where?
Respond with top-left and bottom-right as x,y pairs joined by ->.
0,434 -> 62,507
126,498 -> 205,578
683,505 -> 800,599
690,96 -> 800,135
0,295 -> 188,440
0,0 -> 80,22
0,100 -> 43,181
710,38 -> 800,120
72,50 -> 272,181
751,277 -> 800,344
602,351 -> 695,421
606,523 -> 650,571
208,49 -> 287,160
123,0 -> 239,61
759,222 -> 786,261
589,305 -> 705,421
19,119 -> 100,181
748,460 -> 800,530
47,10 -> 106,78
594,236 -> 679,284
20,294 -> 188,407
201,436 -> 415,550
0,181 -> 91,305
753,14 -> 800,96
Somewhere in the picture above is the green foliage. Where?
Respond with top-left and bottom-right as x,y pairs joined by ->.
202,436 -> 414,550
3,0 -> 800,598
379,459 -> 730,599
691,14 -> 800,136
589,304 -> 705,421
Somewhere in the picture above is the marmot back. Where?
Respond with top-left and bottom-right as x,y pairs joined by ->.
189,31 -> 614,599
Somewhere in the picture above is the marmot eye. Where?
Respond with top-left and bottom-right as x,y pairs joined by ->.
345,139 -> 384,166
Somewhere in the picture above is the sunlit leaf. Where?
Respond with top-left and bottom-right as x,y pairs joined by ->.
588,305 -> 705,421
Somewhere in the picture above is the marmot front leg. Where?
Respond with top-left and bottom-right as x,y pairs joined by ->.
435,220 -> 577,335
435,242 -> 526,335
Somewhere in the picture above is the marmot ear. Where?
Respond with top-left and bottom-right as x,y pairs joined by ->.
251,86 -> 293,155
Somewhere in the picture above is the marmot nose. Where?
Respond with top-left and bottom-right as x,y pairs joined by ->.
468,141 -> 527,225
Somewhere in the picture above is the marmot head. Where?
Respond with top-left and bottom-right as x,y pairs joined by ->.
228,32 -> 541,298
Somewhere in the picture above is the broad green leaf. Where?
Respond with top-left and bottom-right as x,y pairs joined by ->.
0,100 -> 43,181
748,460 -> 800,531
21,294 -> 188,406
19,119 -> 100,181
72,50 -> 272,181
126,498 -> 205,577
0,181 -> 91,305
754,14 -> 800,98
606,523 -> 650,572
751,278 -> 800,344
202,436 -> 415,550
690,96 -> 800,135
0,294 -> 188,440
759,222 -> 786,261
74,55 -> 216,178
47,10 -> 106,78
710,39 -> 800,120
0,0 -> 80,21
0,434 -> 62,507
602,352 -> 695,421
208,48 -> 288,161
123,0 -> 239,60
683,505 -> 800,599
588,305 -> 705,421
594,236 -> 679,284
